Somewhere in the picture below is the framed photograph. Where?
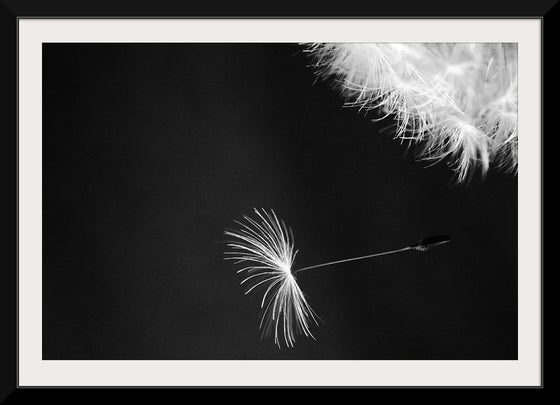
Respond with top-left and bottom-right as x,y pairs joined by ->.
2,1 -> 549,393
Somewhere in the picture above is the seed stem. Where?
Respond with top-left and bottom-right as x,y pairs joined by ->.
293,246 -> 413,274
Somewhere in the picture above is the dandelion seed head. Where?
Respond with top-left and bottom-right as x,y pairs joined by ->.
306,43 -> 518,182
224,208 -> 319,348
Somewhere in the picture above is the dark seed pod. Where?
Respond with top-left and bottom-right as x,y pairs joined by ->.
412,235 -> 451,251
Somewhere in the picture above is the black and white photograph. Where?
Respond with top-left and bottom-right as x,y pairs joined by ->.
7,15 -> 544,389
42,42 -> 518,360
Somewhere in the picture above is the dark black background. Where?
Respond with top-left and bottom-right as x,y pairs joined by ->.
42,43 -> 517,360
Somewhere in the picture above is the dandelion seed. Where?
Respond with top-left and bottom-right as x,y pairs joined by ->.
224,209 -> 451,348
305,43 -> 518,182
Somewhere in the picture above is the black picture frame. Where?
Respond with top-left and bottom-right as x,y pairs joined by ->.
2,0 -> 551,395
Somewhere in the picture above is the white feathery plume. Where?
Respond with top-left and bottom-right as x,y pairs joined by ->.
224,208 -> 319,348
305,43 -> 518,182
224,209 -> 451,348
